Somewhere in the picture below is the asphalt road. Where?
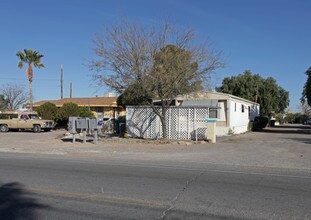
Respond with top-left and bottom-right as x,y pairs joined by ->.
0,153 -> 310,220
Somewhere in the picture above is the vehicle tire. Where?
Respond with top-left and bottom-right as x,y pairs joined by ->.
0,124 -> 9,132
33,125 -> 41,133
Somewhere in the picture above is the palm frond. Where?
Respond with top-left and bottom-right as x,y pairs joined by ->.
18,61 -> 23,69
16,51 -> 26,61
34,62 -> 45,68
17,49 -> 45,68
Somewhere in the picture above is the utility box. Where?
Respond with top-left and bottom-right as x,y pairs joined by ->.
67,117 -> 98,144
77,118 -> 87,130
88,119 -> 98,130
69,117 -> 98,131
68,117 -> 79,134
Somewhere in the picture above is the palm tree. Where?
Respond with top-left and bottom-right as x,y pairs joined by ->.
16,49 -> 45,111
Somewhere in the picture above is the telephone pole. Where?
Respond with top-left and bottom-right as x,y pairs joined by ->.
70,82 -> 72,98
60,64 -> 63,99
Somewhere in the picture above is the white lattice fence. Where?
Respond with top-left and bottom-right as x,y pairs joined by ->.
126,106 -> 210,140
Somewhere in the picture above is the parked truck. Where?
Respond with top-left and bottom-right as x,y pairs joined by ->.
0,111 -> 55,132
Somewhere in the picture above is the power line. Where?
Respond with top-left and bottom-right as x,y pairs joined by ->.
0,77 -> 58,81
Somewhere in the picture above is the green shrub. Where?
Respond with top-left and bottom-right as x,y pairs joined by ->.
36,102 -> 58,120
79,106 -> 94,118
227,128 -> 235,135
57,102 -> 80,126
254,116 -> 269,130
248,121 -> 253,131
252,121 -> 260,131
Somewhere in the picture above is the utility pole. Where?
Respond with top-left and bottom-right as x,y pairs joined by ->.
60,64 -> 63,99
255,84 -> 258,103
70,82 -> 72,98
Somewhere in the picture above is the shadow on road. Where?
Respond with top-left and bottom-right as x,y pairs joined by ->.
0,182 -> 49,219
261,124 -> 311,135
285,138 -> 311,144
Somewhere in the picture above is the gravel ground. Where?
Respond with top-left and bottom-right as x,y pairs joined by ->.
0,125 -> 311,172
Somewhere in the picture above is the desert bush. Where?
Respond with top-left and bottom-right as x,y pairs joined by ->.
79,106 -> 95,118
57,102 -> 80,126
36,102 -> 58,120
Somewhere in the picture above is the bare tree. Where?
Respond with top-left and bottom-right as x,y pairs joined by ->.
1,84 -> 28,110
0,95 -> 8,111
297,101 -> 311,116
89,21 -> 224,138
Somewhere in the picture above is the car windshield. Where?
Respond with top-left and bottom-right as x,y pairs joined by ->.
28,114 -> 40,119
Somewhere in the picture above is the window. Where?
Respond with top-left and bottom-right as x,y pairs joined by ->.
20,115 -> 29,120
0,114 -> 18,119
241,104 -> 245,113
29,114 -> 39,119
234,103 -> 236,112
209,109 -> 218,118
97,107 -> 104,113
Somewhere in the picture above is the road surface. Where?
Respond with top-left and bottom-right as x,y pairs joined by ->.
0,153 -> 310,219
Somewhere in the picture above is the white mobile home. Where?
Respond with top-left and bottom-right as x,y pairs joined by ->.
176,91 -> 260,136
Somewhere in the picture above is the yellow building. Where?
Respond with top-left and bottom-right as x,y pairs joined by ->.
32,97 -> 125,119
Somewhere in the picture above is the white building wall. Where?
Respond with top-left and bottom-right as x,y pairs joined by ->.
218,101 -> 226,122
228,99 -> 259,134
216,126 -> 230,136
215,101 -> 229,136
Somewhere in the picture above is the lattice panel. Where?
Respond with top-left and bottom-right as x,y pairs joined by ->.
179,108 -> 190,140
126,106 -> 210,140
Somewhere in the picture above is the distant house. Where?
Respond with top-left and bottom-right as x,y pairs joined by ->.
175,91 -> 260,136
32,97 -> 125,119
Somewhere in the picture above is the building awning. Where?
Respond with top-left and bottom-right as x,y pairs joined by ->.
181,99 -> 218,108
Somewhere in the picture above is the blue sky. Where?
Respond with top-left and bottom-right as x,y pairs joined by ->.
0,0 -> 310,111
